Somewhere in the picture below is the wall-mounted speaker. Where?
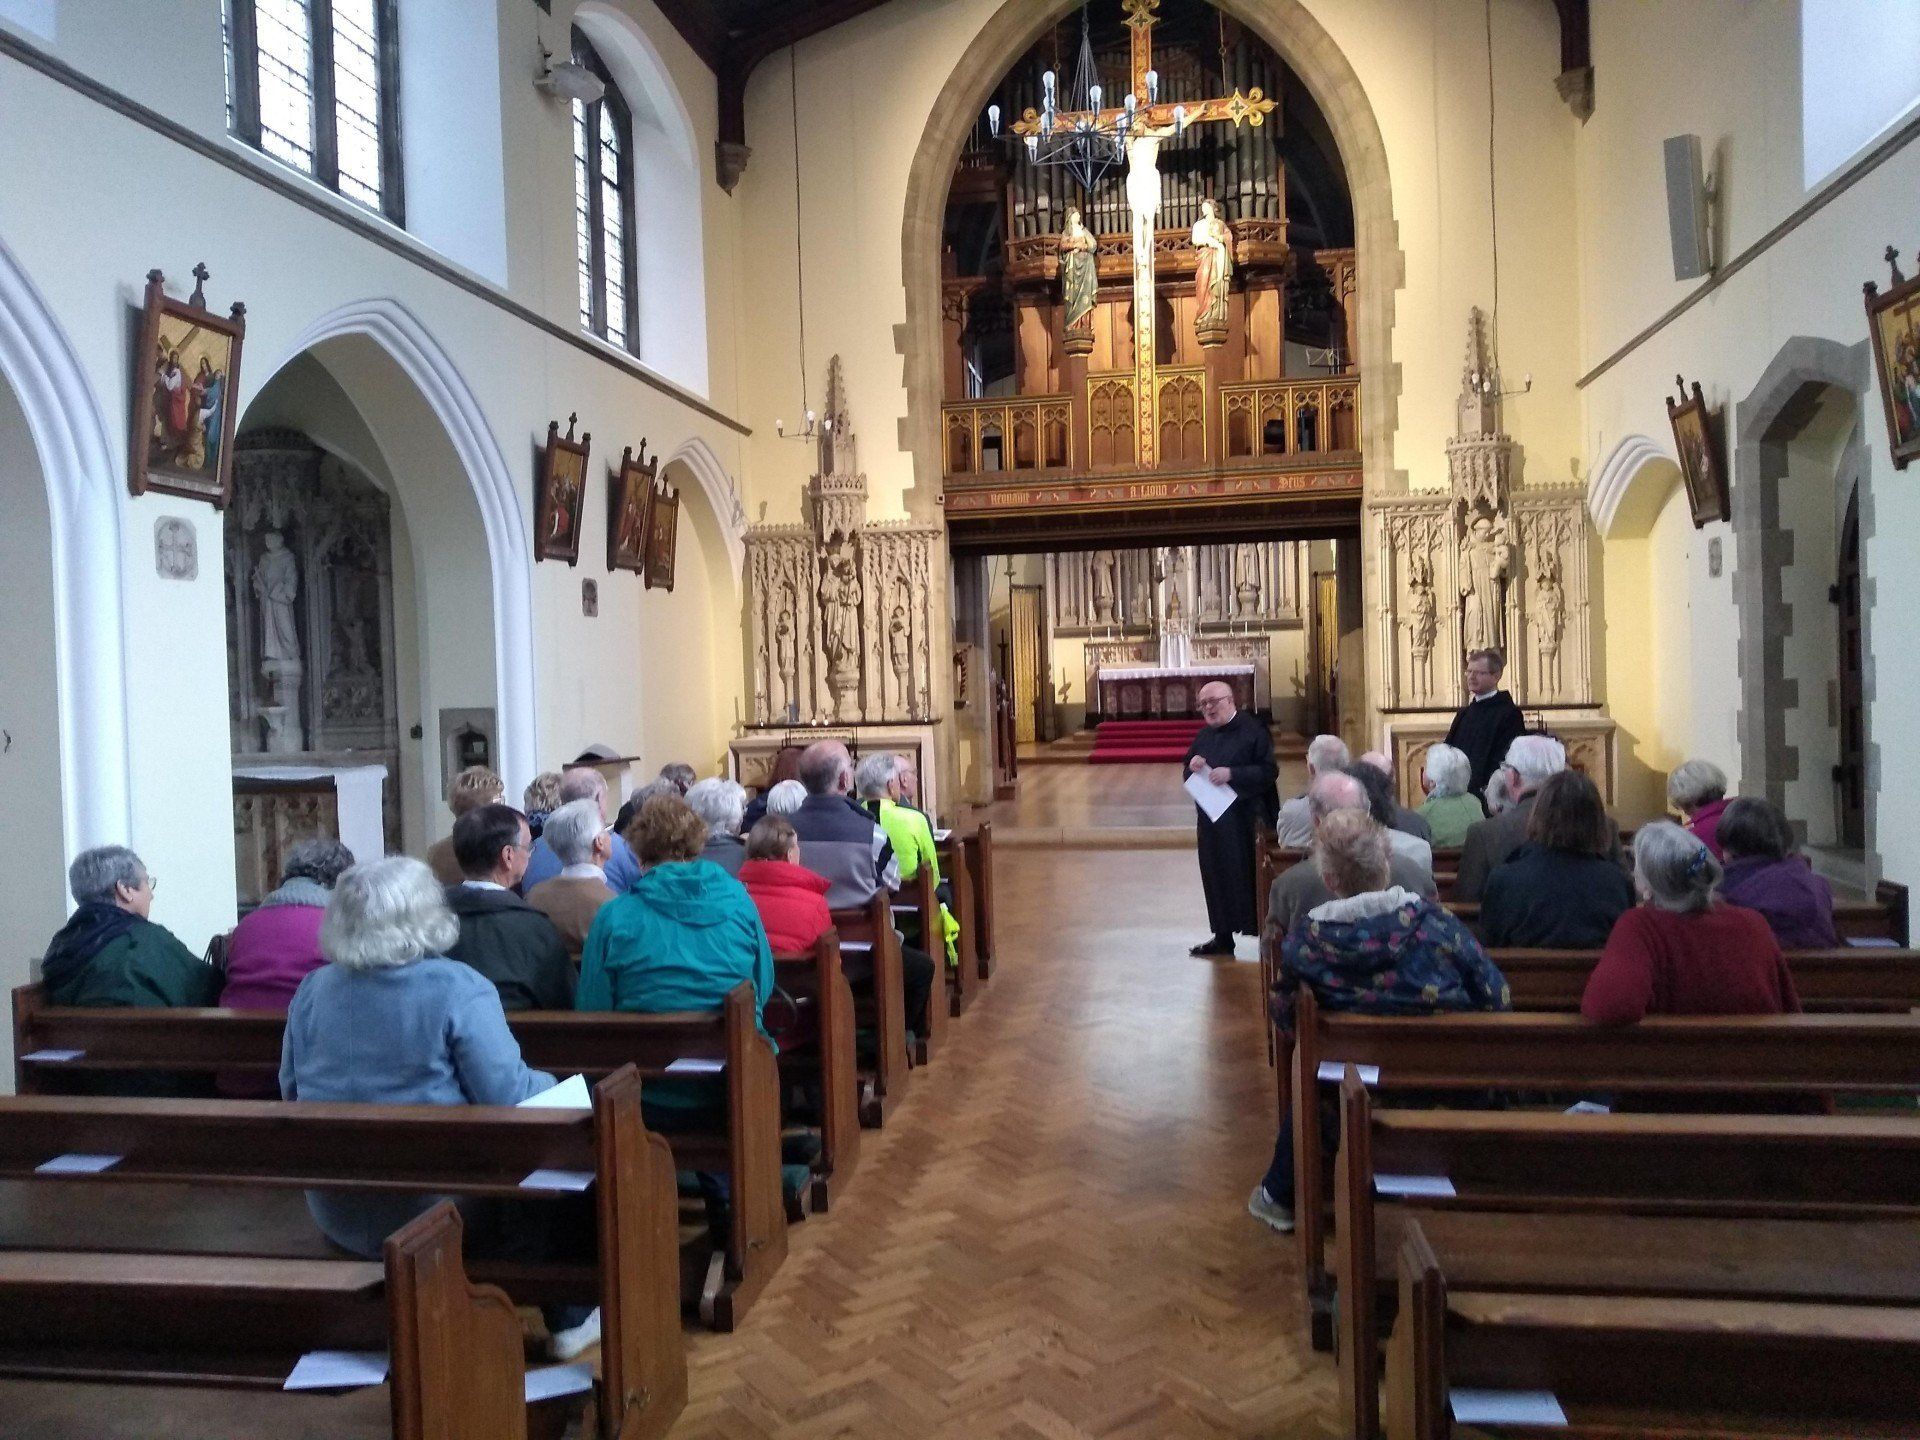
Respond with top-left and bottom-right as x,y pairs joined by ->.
1664,134 -> 1713,281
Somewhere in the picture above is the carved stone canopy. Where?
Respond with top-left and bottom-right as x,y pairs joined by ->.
744,357 -> 941,728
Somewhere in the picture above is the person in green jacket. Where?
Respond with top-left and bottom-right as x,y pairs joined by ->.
42,845 -> 219,1009
577,793 -> 774,1102
1415,743 -> 1487,850
855,751 -> 960,965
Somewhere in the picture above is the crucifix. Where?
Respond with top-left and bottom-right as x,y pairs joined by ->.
1014,0 -> 1276,468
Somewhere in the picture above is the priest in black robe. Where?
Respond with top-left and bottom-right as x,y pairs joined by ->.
1183,681 -> 1279,956
1443,647 -> 1528,798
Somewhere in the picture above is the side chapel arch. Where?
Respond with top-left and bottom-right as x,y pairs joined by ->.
258,299 -> 538,792
0,233 -> 132,856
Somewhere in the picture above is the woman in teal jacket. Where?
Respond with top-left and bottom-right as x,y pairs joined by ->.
577,793 -> 773,1093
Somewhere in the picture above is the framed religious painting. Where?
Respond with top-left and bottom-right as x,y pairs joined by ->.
606,441 -> 656,574
1666,375 -> 1728,527
1864,247 -> 1920,471
128,266 -> 246,508
535,414 -> 590,565
643,476 -> 680,592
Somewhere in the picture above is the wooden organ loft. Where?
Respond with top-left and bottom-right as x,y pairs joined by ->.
938,5 -> 1361,552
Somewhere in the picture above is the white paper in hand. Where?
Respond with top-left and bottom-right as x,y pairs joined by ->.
1184,770 -> 1237,822
519,1074 -> 592,1109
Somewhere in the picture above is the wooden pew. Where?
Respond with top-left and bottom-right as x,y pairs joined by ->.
940,830 -> 981,1016
961,822 -> 999,980
12,981 -> 784,1334
829,895 -> 912,1127
0,1201 -> 530,1439
0,1069 -> 686,1438
1449,894 -> 1905,943
1495,945 -> 1920,1012
890,858 -> 949,1064
1385,1219 -> 1920,1439
771,931 -> 863,1211
1284,991 -> 1920,1345
1335,1070 -> 1920,1439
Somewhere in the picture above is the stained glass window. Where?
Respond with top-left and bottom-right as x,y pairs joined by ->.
571,33 -> 639,352
223,0 -> 402,223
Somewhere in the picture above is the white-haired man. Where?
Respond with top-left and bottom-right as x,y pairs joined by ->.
1273,733 -> 1350,849
519,765 -> 643,895
1454,734 -> 1621,900
1264,772 -> 1439,942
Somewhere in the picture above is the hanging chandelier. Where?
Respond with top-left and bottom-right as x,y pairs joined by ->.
984,5 -> 1173,193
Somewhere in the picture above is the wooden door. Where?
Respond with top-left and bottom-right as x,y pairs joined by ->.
1309,571 -> 1339,736
1836,489 -> 1866,850
1009,584 -> 1046,746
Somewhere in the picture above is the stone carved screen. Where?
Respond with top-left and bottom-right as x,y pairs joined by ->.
226,429 -> 399,759
1048,542 -> 1306,635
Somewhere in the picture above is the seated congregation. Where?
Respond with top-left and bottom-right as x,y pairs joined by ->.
1245,702 -> 1920,1437
22,739 -> 990,1434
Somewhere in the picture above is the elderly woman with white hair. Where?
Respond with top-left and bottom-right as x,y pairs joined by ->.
1415,744 -> 1483,847
1667,758 -> 1731,860
685,776 -> 749,876
1580,821 -> 1800,1025
281,856 -> 601,1359
42,845 -> 218,1011
765,779 -> 808,817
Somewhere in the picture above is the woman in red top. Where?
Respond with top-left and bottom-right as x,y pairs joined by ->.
738,815 -> 832,953
1583,820 -> 1800,1023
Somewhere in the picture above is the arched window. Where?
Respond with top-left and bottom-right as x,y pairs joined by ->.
572,32 -> 638,352
223,0 -> 404,223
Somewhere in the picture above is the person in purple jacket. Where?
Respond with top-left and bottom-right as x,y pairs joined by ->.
1714,797 -> 1838,951
221,839 -> 355,1011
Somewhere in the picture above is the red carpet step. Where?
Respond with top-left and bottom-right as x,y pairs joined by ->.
1089,718 -> 1206,765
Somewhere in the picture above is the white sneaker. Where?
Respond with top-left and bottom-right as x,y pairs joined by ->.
1246,1184 -> 1295,1233
548,1307 -> 601,1360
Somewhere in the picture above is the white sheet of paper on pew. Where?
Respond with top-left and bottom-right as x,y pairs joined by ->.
284,1349 -> 390,1390
1316,1061 -> 1380,1085
35,1153 -> 121,1175
933,829 -> 953,842
20,1049 -> 84,1063
519,1074 -> 592,1109
838,941 -> 874,954
520,1169 -> 595,1192
524,1361 -> 595,1402
1374,1173 -> 1456,1198
1847,935 -> 1901,947
1450,1388 -> 1567,1426
665,1057 -> 726,1076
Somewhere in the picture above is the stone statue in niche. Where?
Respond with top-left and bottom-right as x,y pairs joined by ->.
1059,206 -> 1097,355
1192,197 -> 1234,340
254,530 -> 301,667
1091,549 -> 1118,624
889,604 -> 911,707
774,607 -> 798,720
818,534 -> 863,720
1407,551 -> 1438,700
1234,542 -> 1260,618
1460,512 -> 1511,658
1533,545 -> 1566,695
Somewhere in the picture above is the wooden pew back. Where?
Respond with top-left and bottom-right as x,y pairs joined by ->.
771,931 -> 862,1208
1496,945 -> 1920,1012
890,857 -> 948,1062
829,894 -> 911,1125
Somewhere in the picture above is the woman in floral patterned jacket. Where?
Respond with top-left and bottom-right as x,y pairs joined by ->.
1248,808 -> 1509,1235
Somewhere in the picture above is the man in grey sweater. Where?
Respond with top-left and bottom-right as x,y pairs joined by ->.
1263,772 -> 1438,945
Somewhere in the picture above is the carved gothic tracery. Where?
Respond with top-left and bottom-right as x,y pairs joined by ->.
744,359 -> 941,726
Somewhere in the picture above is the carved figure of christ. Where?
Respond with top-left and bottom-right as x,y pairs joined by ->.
1012,0 -> 1276,467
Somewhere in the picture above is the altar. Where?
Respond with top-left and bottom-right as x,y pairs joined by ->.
1093,663 -> 1255,720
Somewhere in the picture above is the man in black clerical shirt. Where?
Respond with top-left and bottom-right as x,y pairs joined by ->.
1183,681 -> 1279,957
1442,648 -> 1528,800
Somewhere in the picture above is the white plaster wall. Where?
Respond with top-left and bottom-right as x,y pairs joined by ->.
732,0 -> 1585,527
0,0 -> 748,948
1576,1 -> 1920,879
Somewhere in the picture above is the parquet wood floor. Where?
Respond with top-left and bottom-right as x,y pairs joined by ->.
675,846 -> 1336,1438
984,755 -> 1310,841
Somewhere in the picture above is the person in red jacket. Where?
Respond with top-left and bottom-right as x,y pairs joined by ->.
1583,820 -> 1801,1024
738,815 -> 832,954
